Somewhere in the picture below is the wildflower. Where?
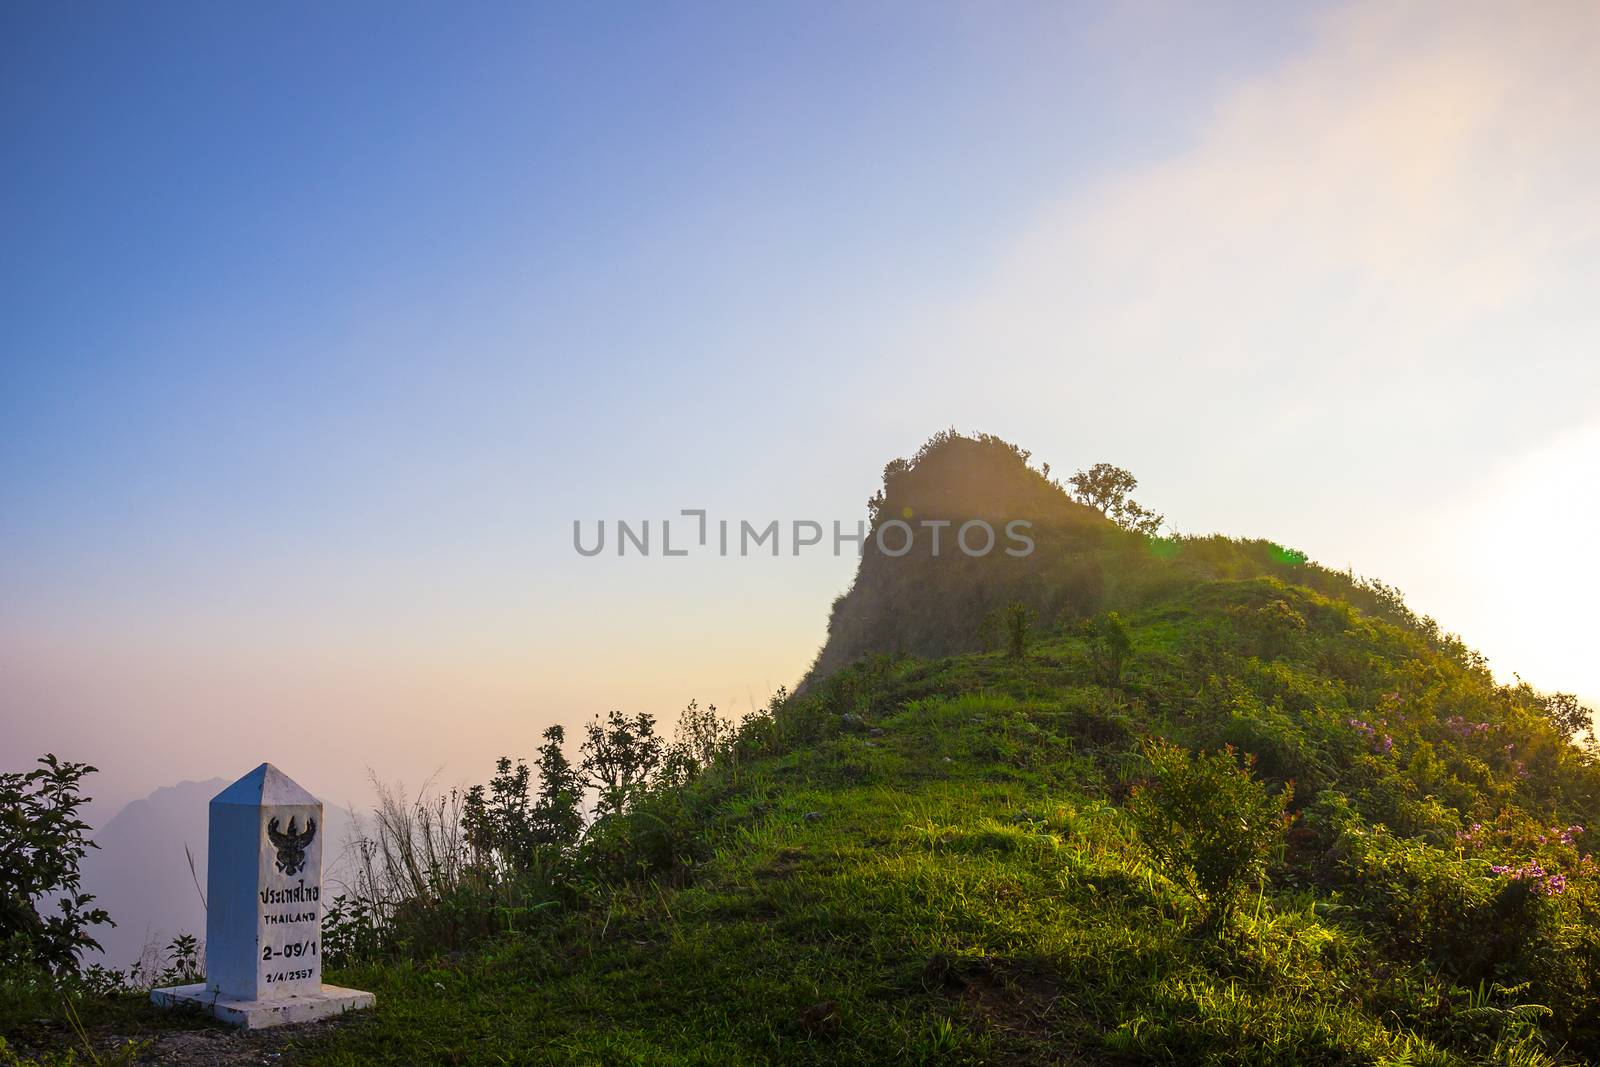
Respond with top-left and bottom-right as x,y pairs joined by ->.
1490,859 -> 1567,894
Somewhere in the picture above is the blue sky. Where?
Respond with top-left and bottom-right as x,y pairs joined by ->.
4,2 -> 1597,810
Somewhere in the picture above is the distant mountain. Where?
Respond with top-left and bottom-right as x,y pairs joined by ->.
80,778 -> 358,971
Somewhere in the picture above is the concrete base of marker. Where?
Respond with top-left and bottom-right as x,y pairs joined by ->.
151,982 -> 374,1030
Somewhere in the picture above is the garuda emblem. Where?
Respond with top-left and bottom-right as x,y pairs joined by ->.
266,815 -> 317,877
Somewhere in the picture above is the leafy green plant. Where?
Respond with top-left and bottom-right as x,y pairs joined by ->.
1083,611 -> 1133,688
322,893 -> 384,966
578,790 -> 704,886
154,933 -> 202,986
531,725 -> 585,848
581,710 -> 664,819
1002,602 -> 1034,659
658,701 -> 736,788
1128,738 -> 1291,926
0,756 -> 112,978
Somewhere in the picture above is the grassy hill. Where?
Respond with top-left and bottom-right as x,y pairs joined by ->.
808,430 -> 1458,681
7,432 -> 1599,1066
302,582 -> 1596,1066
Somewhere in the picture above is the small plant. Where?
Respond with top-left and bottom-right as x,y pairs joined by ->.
1458,981 -> 1557,1067
1083,612 -> 1133,688
1002,602 -> 1034,659
1128,738 -> 1291,927
154,933 -> 203,986
977,603 -> 1038,658
322,894 -> 384,966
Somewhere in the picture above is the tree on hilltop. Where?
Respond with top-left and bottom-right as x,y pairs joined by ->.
1068,462 -> 1164,536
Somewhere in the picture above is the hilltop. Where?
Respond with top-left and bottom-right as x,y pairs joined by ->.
6,432 -> 1599,1066
808,430 -> 1436,681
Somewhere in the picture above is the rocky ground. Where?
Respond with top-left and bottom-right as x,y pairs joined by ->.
9,1013 -> 359,1067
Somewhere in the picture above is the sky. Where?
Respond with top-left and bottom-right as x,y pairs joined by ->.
3,1 -> 1598,817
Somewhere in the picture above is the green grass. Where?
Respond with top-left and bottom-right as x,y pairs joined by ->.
303,770 -> 1410,1065
280,620 -> 1498,1064
16,576 -> 1596,1065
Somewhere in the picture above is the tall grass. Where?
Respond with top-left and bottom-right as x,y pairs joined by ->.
338,777 -> 493,953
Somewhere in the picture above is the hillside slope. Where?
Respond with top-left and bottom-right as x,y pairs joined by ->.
297,576 -> 1600,1065
13,433 -> 1599,1067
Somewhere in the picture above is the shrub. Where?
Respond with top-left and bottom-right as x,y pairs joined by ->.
1330,817 -> 1545,986
0,756 -> 112,978
581,710 -> 664,819
1127,739 -> 1291,925
531,725 -> 585,848
1002,602 -> 1034,658
1526,688 -> 1594,742
462,727 -> 585,875
578,790 -> 704,886
658,701 -> 736,788
1083,612 -> 1133,688
977,601 -> 1035,658
154,933 -> 202,986
1238,598 -> 1307,659
462,757 -> 535,866
321,893 -> 384,967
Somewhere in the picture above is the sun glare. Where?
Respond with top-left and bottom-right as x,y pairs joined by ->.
1448,423 -> 1600,702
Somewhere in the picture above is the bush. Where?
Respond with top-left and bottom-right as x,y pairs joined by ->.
658,701 -> 736,788
1002,602 -> 1034,659
581,710 -> 664,819
578,790 -> 704,887
981,602 -> 1036,658
462,726 -> 585,875
1329,817 -> 1545,986
1127,739 -> 1291,925
321,894 -> 384,967
0,756 -> 112,977
1083,612 -> 1133,688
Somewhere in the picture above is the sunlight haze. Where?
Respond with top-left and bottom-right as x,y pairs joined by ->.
3,0 -> 1597,819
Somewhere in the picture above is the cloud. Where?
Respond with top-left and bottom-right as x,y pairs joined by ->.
866,0 -> 1600,694
895,0 -> 1600,458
